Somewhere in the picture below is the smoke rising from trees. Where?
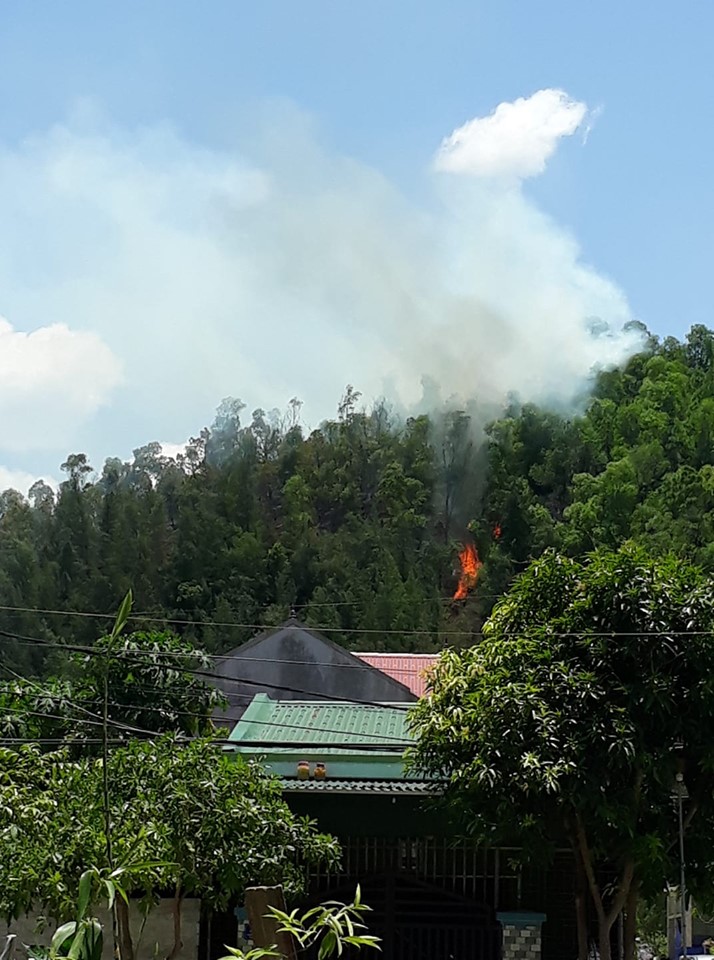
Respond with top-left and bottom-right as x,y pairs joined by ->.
0,97 -> 640,477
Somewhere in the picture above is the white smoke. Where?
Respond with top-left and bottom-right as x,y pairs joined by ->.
0,93 -> 640,472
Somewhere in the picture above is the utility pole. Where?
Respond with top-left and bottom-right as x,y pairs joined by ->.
101,645 -> 121,960
104,590 -> 132,960
676,770 -> 687,957
672,738 -> 688,959
102,652 -> 113,871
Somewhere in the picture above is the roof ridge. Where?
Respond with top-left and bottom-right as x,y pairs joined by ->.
355,652 -> 439,657
215,624 -> 418,699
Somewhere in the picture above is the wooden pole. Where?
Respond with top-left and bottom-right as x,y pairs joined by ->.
244,887 -> 297,960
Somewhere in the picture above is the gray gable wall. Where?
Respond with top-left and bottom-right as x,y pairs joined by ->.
211,618 -> 416,728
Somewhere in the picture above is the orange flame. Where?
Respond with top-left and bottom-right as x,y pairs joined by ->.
453,542 -> 481,600
493,523 -> 502,540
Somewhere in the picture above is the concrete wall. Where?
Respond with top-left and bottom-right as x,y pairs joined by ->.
212,619 -> 416,727
1,899 -> 201,960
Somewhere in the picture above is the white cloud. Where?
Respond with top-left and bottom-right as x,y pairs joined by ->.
0,103 -> 637,468
434,89 -> 588,179
0,317 -> 121,451
0,466 -> 57,496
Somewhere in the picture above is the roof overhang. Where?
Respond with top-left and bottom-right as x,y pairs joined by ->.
280,778 -> 442,797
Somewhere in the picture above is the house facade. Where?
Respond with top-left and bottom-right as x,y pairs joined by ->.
222,694 -> 577,960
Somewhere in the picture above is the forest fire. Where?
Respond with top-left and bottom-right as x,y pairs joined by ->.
453,541 -> 481,600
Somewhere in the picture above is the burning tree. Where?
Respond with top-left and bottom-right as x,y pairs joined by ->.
452,541 -> 481,600
452,522 -> 504,602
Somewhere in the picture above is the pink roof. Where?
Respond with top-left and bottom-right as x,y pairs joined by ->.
355,653 -> 439,698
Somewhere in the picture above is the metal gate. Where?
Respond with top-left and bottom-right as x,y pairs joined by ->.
307,835 -> 521,907
306,871 -> 502,960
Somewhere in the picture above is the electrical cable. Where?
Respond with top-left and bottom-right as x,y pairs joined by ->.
0,661 -> 415,743
0,628 -> 420,710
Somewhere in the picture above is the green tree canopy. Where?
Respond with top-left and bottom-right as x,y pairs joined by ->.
2,325 -> 714,665
0,631 -> 225,747
409,545 -> 714,960
0,737 -> 339,960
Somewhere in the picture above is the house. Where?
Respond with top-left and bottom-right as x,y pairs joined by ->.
219,693 -> 577,960
210,618 -> 417,728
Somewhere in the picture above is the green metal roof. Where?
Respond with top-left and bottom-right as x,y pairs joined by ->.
226,694 -> 416,780
231,694 -> 412,744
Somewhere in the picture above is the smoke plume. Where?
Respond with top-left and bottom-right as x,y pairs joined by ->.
0,92 -> 640,474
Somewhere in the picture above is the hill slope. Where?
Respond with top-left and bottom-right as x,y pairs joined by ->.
3,325 -> 714,672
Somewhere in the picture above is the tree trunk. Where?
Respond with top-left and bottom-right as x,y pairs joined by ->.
115,898 -> 135,960
570,837 -> 590,960
575,817 -> 635,960
623,880 -> 640,960
575,881 -> 590,960
133,907 -> 150,958
165,884 -> 184,960
599,919 -> 615,960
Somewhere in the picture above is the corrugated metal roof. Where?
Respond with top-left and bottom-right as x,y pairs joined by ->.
230,694 -> 411,746
226,694 -> 415,780
354,654 -> 438,697
280,778 -> 441,796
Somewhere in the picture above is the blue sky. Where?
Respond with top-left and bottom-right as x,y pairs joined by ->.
0,1 -> 711,488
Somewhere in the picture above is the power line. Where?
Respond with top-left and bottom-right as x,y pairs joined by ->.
0,605 -> 472,636
0,738 -> 137,746
0,663 -> 415,745
0,620 -> 698,730
0,705 -> 151,735
0,592 -> 506,619
0,649 -> 417,736
0,686 -> 414,745
0,663 -> 165,738
0,736 -> 409,751
3,622 -> 713,723
191,664 -> 418,709
0,674 -> 415,748
2,615 -> 712,649
0,628 -> 422,709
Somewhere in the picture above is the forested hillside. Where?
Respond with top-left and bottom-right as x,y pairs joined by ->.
3,324 -> 714,674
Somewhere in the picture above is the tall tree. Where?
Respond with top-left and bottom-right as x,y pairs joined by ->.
6,326 -> 714,663
409,545 -> 714,960
0,738 -> 340,960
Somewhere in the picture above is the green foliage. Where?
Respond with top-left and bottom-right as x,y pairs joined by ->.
465,325 -> 714,617
73,629 -> 225,740
221,887 -> 380,960
47,919 -> 103,960
409,545 -> 714,957
0,629 -> 225,746
222,950 -> 279,960
0,398 -> 462,670
24,865 -> 157,960
0,738 -> 340,923
636,895 -> 667,958
28,867 -> 128,960
3,325 -> 714,666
